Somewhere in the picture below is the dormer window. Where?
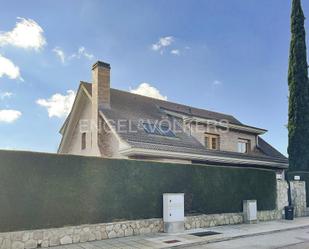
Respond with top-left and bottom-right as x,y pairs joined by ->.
143,123 -> 161,135
143,123 -> 176,137
238,139 -> 250,153
205,133 -> 220,150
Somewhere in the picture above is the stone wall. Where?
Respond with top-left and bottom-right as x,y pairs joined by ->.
290,181 -> 307,217
276,180 -> 289,217
0,219 -> 163,249
0,210 -> 283,249
184,213 -> 243,230
275,180 -> 309,218
257,210 -> 282,221
185,210 -> 281,230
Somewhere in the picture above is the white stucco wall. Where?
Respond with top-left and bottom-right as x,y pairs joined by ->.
66,98 -> 100,156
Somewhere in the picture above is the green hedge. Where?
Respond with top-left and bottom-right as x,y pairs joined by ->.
287,171 -> 309,207
0,150 -> 276,232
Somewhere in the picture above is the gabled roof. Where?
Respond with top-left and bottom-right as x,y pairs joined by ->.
82,82 -> 242,124
257,137 -> 287,159
74,82 -> 288,168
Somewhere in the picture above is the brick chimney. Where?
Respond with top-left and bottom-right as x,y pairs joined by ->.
91,61 -> 111,154
92,61 -> 111,111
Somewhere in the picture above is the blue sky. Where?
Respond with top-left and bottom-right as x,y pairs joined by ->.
0,0 -> 307,155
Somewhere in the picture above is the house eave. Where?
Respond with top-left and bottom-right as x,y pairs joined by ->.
58,82 -> 92,136
120,147 -> 288,169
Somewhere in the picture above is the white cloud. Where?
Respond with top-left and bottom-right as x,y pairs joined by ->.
212,80 -> 222,85
36,90 -> 76,118
0,17 -> 46,50
53,46 -> 94,63
0,54 -> 22,80
0,92 -> 13,99
78,47 -> 94,60
0,109 -> 21,123
171,49 -> 180,55
130,83 -> 167,101
53,47 -> 65,63
152,36 -> 174,54
69,46 -> 94,60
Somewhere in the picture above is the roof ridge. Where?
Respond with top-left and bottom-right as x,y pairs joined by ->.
80,81 -> 240,123
113,88 -> 238,119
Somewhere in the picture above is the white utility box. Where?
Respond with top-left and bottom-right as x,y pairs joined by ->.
163,193 -> 184,233
243,200 -> 257,224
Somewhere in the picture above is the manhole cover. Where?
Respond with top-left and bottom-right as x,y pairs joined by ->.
190,231 -> 221,237
164,240 -> 181,244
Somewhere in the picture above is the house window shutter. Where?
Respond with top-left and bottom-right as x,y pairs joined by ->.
211,137 -> 217,149
81,132 -> 86,150
205,136 -> 209,149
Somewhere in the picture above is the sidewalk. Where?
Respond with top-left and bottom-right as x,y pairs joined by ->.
52,217 -> 309,249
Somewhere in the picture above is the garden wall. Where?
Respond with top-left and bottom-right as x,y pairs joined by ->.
287,171 -> 309,207
0,150 -> 277,233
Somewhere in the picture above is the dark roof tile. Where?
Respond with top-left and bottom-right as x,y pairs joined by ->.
80,82 -> 287,166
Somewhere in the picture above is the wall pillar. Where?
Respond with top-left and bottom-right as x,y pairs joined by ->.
290,181 -> 307,217
276,180 -> 289,218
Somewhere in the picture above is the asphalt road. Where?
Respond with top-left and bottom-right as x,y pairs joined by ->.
184,227 -> 309,249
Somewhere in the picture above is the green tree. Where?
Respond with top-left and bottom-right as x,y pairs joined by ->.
288,0 -> 309,171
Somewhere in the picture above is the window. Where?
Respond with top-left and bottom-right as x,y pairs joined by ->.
238,139 -> 250,153
159,125 -> 176,137
143,123 -> 161,135
81,132 -> 86,150
142,123 -> 176,137
205,133 -> 220,150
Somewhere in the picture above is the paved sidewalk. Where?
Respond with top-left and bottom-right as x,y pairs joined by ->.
52,217 -> 309,249
188,227 -> 309,249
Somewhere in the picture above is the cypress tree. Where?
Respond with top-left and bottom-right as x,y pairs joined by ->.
288,0 -> 309,171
